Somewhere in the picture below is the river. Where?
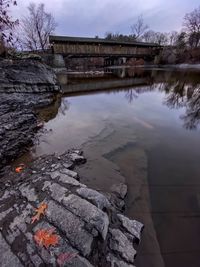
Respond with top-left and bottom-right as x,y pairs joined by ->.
19,67 -> 200,267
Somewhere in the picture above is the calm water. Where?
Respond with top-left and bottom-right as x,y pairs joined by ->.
30,68 -> 200,267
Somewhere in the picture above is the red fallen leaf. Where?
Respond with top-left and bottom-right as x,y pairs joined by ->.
34,228 -> 59,248
57,252 -> 78,266
31,202 -> 48,224
15,163 -> 25,173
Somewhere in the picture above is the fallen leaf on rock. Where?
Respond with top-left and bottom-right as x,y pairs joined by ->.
34,228 -> 59,248
31,202 -> 48,223
15,164 -> 25,173
57,252 -> 78,266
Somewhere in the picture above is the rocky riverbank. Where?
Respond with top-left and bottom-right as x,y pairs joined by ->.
0,59 -> 61,169
0,59 -> 144,266
0,150 -> 143,267
0,59 -> 60,93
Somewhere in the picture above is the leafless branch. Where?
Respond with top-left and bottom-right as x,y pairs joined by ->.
19,2 -> 57,51
131,15 -> 149,40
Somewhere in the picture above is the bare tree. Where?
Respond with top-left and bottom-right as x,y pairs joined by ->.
104,32 -> 136,42
183,6 -> 200,48
142,30 -> 156,43
175,32 -> 187,49
20,3 -> 57,51
141,30 -> 168,45
154,32 -> 168,45
168,31 -> 179,46
104,32 -> 113,40
131,15 -> 149,40
0,0 -> 18,44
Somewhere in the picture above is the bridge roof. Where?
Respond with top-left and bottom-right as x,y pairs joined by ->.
49,35 -> 160,47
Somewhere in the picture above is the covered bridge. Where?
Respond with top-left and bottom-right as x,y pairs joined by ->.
49,35 -> 161,66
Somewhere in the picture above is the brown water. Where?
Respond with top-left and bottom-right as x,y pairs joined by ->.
28,68 -> 200,267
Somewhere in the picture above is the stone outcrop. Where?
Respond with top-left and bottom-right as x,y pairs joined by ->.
0,59 -> 60,93
0,150 -> 143,266
0,93 -> 57,169
0,59 -> 61,169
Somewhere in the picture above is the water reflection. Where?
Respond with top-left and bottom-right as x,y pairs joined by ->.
182,86 -> 200,129
55,68 -> 200,130
108,68 -> 200,130
109,66 -> 146,78
36,94 -> 62,122
59,98 -> 70,116
125,88 -> 139,103
29,67 -> 200,267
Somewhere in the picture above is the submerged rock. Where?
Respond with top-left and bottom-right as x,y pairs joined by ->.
111,182 -> 128,199
0,150 -> 143,266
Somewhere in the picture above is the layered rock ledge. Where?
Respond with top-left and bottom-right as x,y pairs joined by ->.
0,59 -> 61,169
0,150 -> 143,267
0,92 -> 58,169
0,59 -> 60,93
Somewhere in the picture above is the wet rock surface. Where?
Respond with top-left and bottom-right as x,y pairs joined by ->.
0,93 -> 57,169
0,59 -> 61,169
0,59 -> 60,93
0,150 -> 143,266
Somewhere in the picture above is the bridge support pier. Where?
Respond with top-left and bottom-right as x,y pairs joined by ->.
104,58 -> 113,67
53,54 -> 66,68
115,68 -> 126,78
118,57 -> 127,65
104,57 -> 127,67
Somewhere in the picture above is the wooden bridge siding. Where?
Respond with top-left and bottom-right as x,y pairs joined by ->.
53,43 -> 152,56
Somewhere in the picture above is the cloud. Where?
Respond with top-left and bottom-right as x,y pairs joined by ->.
11,0 -> 200,37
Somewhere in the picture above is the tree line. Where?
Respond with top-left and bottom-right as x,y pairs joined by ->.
0,1 -> 200,52
105,8 -> 200,49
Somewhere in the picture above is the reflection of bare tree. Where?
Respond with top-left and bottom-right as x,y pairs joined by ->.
125,84 -> 157,103
181,87 -> 200,130
162,83 -> 200,129
123,69 -> 200,130
163,80 -> 200,129
125,89 -> 138,103
164,81 -> 187,109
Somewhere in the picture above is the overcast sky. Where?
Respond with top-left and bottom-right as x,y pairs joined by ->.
12,0 -> 200,37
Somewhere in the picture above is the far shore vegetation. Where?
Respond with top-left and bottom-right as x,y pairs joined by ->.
0,1 -> 200,63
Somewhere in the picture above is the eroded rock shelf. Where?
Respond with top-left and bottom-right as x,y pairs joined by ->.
0,150 -> 143,267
